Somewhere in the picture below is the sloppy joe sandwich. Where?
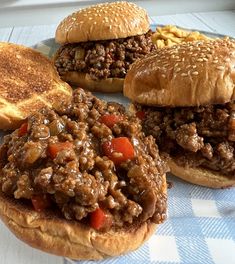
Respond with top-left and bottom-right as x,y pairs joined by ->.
54,1 -> 155,92
0,88 -> 167,259
124,38 -> 235,188
0,42 -> 72,130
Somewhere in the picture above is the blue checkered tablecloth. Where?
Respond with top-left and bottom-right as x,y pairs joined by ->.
33,27 -> 235,264
66,175 -> 235,264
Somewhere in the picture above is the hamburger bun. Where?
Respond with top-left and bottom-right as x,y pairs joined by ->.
54,1 -> 154,93
124,38 -> 235,188
168,159 -> 235,188
0,190 -> 158,260
0,87 -> 168,259
55,1 -> 150,44
124,38 -> 235,107
57,71 -> 124,93
0,42 -> 72,130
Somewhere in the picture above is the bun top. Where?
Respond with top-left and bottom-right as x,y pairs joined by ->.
55,1 -> 150,44
124,38 -> 235,107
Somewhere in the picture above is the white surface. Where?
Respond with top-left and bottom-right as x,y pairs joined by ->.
206,238 -> 235,264
148,235 -> 180,262
191,199 -> 221,218
0,9 -> 234,264
0,0 -> 235,27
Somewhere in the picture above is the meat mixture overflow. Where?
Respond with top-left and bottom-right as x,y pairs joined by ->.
55,31 -> 154,80
139,102 -> 235,177
0,89 -> 167,231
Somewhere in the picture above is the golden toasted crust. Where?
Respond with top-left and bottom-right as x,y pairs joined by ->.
0,42 -> 72,130
55,1 -> 150,44
124,38 -> 235,107
60,71 -> 123,92
168,159 -> 235,188
0,192 -> 158,260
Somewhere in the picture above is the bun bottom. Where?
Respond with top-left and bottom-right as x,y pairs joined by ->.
61,72 -> 124,93
0,191 -> 157,260
169,159 -> 235,188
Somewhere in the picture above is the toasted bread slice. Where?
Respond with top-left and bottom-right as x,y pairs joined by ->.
0,42 -> 72,130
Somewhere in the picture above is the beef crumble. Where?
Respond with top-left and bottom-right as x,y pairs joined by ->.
55,30 -> 155,80
140,103 -> 235,177
0,88 -> 167,231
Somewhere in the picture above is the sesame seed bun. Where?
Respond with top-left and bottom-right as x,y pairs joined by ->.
124,38 -> 235,107
168,159 -> 235,188
55,1 -> 150,44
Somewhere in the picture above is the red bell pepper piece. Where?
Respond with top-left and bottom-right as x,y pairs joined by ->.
136,111 -> 145,120
48,142 -> 73,159
18,122 -> 28,137
90,208 -> 107,230
31,194 -> 51,212
99,114 -> 123,128
102,137 -> 135,165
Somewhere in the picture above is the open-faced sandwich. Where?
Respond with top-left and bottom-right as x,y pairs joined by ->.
0,88 -> 168,259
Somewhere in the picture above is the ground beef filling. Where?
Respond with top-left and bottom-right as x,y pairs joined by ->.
0,88 -> 167,231
55,30 -> 155,80
141,103 -> 235,177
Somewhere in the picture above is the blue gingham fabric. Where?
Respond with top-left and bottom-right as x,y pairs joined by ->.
66,175 -> 235,264
33,27 -> 235,264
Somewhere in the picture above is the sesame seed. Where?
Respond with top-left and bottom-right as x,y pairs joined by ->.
203,58 -> 208,61
162,74 -> 166,78
181,73 -> 188,77
192,65 -> 197,68
213,60 -> 218,63
216,66 -> 225,70
192,71 -> 199,75
197,58 -> 203,62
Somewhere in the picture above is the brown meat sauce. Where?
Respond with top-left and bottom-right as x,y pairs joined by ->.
141,103 -> 235,177
0,89 -> 167,230
55,30 -> 155,80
